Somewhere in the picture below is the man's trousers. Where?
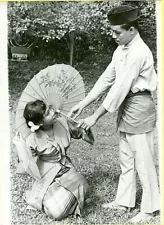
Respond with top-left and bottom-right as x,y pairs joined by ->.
115,131 -> 160,213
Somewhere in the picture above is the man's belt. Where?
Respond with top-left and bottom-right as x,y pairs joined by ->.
127,90 -> 150,98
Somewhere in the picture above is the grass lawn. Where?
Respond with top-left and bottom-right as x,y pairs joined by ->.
9,56 -> 161,224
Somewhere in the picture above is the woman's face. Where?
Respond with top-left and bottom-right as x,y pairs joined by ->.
42,105 -> 59,126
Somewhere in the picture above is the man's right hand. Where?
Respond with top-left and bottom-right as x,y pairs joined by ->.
67,104 -> 83,119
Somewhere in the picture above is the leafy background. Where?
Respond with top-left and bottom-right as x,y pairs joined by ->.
8,1 -> 156,66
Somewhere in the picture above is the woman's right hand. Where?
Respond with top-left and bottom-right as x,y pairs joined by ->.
67,104 -> 83,119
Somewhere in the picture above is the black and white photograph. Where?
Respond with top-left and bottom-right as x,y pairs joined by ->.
0,0 -> 162,224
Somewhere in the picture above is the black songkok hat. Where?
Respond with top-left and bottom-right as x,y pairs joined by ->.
108,5 -> 140,25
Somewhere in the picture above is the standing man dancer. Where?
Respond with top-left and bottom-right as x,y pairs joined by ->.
68,4 -> 160,223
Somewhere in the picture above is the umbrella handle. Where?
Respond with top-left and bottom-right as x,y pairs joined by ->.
57,110 -> 78,124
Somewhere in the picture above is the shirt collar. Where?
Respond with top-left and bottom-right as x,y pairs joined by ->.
123,33 -> 140,50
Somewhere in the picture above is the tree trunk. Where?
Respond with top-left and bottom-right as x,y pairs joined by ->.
69,31 -> 75,66
39,39 -> 44,59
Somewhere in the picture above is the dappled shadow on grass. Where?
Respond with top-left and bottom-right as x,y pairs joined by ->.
82,165 -> 120,220
86,168 -> 119,202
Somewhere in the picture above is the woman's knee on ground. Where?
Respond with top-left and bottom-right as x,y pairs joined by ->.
43,185 -> 77,220
43,199 -> 77,220
43,204 -> 68,220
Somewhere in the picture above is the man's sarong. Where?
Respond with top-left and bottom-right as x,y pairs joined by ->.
117,91 -> 156,134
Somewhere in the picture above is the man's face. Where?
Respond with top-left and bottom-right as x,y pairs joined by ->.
110,25 -> 132,45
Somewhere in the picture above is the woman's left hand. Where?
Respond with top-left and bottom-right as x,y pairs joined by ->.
78,115 -> 97,131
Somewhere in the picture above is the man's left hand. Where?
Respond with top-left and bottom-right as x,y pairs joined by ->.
78,115 -> 97,131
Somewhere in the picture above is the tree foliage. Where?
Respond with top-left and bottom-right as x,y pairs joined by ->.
8,1 -> 156,64
8,1 -> 121,40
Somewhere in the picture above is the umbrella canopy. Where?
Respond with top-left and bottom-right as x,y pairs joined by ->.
15,64 -> 85,140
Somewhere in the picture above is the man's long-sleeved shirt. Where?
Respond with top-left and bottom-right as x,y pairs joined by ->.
87,33 -> 157,113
